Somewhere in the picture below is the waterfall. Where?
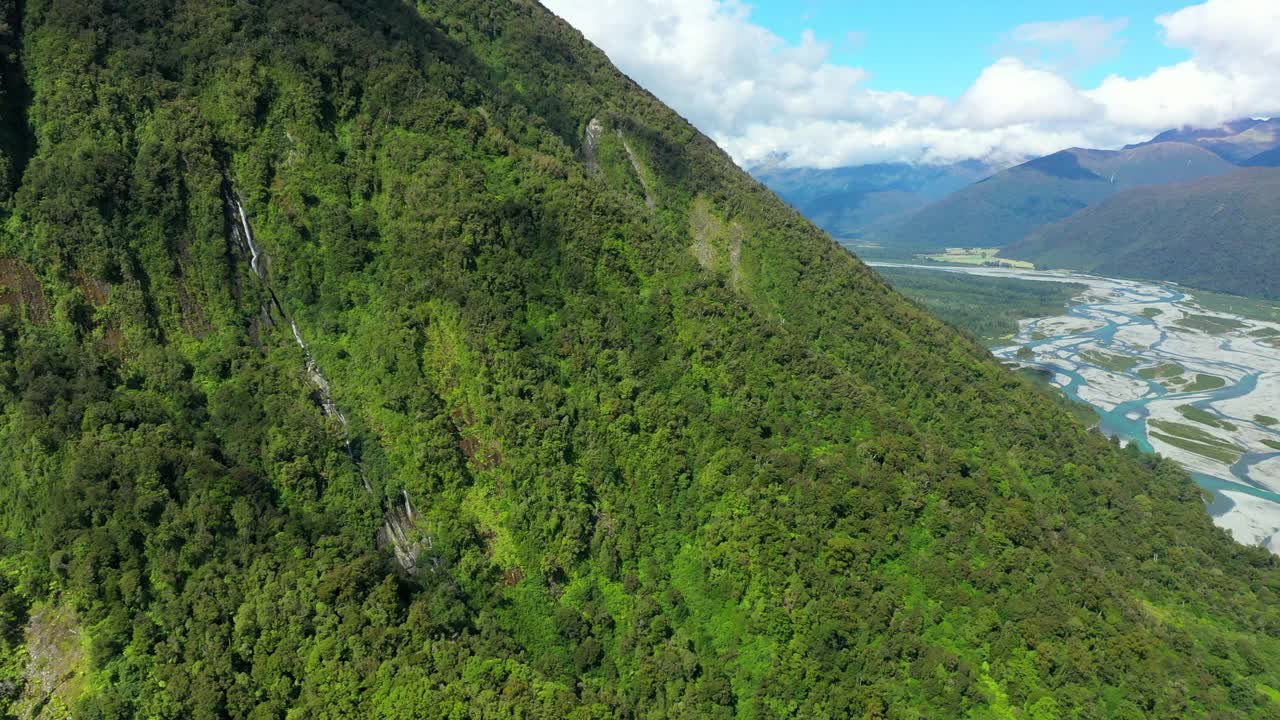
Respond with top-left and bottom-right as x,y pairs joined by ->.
225,181 -> 433,567
225,190 -> 266,279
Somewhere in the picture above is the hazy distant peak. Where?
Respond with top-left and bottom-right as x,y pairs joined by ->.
1126,117 -> 1280,163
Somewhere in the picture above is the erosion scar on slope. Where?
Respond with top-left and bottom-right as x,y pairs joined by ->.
619,131 -> 656,210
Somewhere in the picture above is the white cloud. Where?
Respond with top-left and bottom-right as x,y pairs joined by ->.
540,0 -> 879,135
954,58 -> 1100,129
721,121 -> 1105,169
541,0 -> 1280,169
1001,17 -> 1130,73
1161,0 -> 1280,74
1088,0 -> 1280,129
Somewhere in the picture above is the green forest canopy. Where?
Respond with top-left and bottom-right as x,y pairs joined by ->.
0,1 -> 1278,718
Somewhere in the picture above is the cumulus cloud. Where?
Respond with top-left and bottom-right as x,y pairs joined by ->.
539,0 -> 878,135
1089,0 -> 1280,129
541,0 -> 1280,169
1162,0 -> 1280,74
724,121 -> 1105,169
954,58 -> 1101,129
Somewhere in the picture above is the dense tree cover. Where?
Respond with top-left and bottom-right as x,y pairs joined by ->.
0,0 -> 29,201
1003,168 -> 1280,300
874,268 -> 1083,343
0,1 -> 1279,718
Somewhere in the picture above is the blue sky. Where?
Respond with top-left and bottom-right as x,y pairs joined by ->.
749,1 -> 1188,97
545,0 -> 1280,168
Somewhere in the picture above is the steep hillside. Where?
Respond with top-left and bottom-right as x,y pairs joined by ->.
754,161 -> 993,240
1004,168 -> 1280,299
0,1 -> 1278,718
875,142 -> 1236,250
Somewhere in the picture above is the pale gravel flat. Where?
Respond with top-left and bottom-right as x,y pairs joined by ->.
1215,490 -> 1280,550
1076,367 -> 1150,410
1214,376 -> 1280,426
1112,323 -> 1162,349
1034,316 -> 1107,336
1248,457 -> 1280,495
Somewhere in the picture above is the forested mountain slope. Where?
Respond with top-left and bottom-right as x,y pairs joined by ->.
0,1 -> 1278,718
1004,168 -> 1280,299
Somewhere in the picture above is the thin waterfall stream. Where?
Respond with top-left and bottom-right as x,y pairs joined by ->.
224,182 -> 430,573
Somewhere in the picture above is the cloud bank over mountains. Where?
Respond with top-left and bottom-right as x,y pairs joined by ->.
542,0 -> 1280,169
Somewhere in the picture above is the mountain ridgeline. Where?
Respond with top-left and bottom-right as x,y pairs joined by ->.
1004,167 -> 1280,300
1128,118 -> 1280,166
994,119 -> 1280,299
752,160 -> 994,241
873,142 -> 1239,251
1,1 -> 1279,719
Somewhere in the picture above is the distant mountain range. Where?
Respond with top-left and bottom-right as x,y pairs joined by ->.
758,118 -> 1280,299
752,160 -> 993,239
1003,167 -> 1280,299
1128,118 -> 1280,165
868,141 -> 1238,251
755,118 -> 1280,254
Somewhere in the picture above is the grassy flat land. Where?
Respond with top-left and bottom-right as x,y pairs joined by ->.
844,244 -> 920,264
917,247 -> 1036,270
1264,440 -> 1280,451
1175,313 -> 1249,334
874,267 -> 1083,343
1150,420 -> 1238,447
1189,289 -> 1280,323
1184,374 -> 1228,393
1139,363 -> 1184,379
1150,420 -> 1244,464
1151,433 -> 1243,464
1080,349 -> 1140,373
1178,405 -> 1237,431
1257,415 -> 1279,426
1141,308 -> 1163,318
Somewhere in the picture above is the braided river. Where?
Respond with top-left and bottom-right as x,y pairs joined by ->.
873,263 -> 1280,554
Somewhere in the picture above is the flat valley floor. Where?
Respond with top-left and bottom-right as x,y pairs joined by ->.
873,263 -> 1280,553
